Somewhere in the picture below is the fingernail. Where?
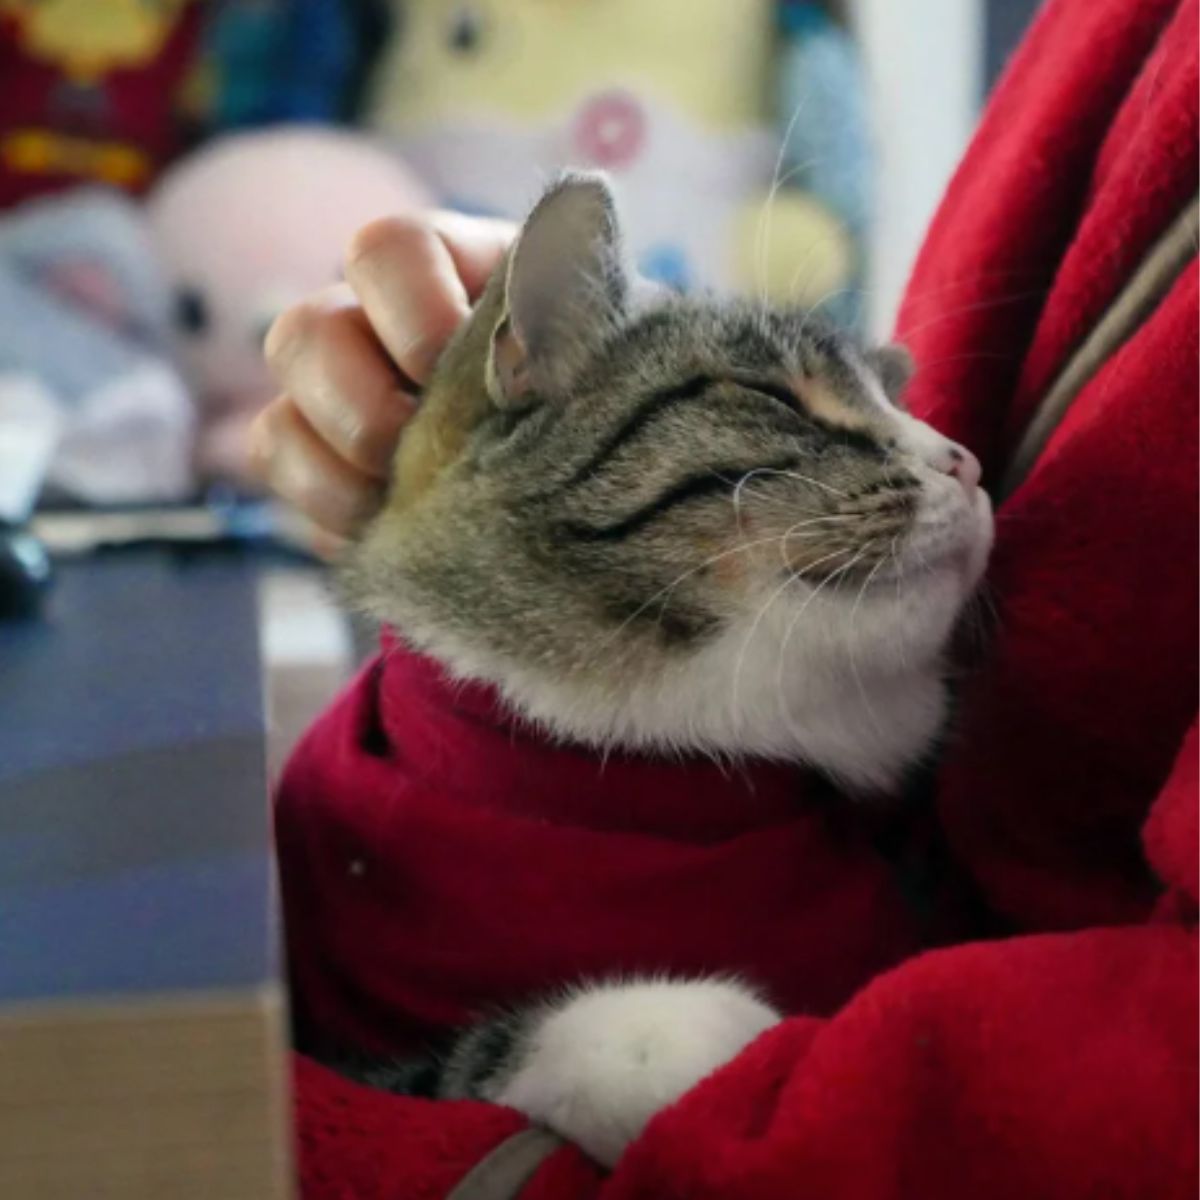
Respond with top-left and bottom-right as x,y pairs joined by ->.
263,314 -> 301,367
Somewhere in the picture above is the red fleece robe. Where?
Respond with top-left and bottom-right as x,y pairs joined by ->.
281,0 -> 1199,1195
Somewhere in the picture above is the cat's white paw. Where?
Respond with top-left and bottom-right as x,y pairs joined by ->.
487,978 -> 780,1168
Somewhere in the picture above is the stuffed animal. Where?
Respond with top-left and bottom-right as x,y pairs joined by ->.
0,187 -> 193,504
0,0 -> 206,207
145,126 -> 430,487
364,0 -> 867,318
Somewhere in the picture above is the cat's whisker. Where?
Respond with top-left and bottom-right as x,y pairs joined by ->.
734,465 -> 850,500
786,283 -> 1049,403
910,531 -> 933,584
635,514 -> 860,653
792,264 -> 1042,310
845,547 -> 892,740
590,529 -> 804,659
889,534 -> 910,671
979,583 -> 1000,628
774,514 -> 859,568
720,467 -> 829,537
793,284 -> 837,345
730,544 -> 854,719
795,284 -> 864,343
729,471 -> 755,537
905,350 -> 1015,370
780,470 -> 852,500
892,287 -> 1053,344
727,467 -> 775,535
784,227 -> 855,310
756,90 -> 814,311
773,544 -> 871,736
960,579 -> 1000,656
754,156 -> 819,312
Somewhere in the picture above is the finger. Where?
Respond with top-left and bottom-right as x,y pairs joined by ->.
428,210 -> 516,299
249,396 -> 385,537
271,504 -> 351,563
344,217 -> 470,386
265,285 -> 416,478
345,214 -> 512,386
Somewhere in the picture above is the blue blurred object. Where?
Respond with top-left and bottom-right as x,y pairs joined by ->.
777,1 -> 872,328
204,0 -> 358,127
639,243 -> 693,293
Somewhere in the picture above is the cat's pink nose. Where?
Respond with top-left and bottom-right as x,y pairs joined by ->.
932,442 -> 982,493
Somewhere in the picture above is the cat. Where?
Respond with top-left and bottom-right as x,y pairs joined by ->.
334,172 -> 994,1167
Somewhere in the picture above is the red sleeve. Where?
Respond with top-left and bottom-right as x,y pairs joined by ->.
604,723 -> 1199,1200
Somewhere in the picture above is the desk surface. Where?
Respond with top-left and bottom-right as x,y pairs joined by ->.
0,549 -> 275,1004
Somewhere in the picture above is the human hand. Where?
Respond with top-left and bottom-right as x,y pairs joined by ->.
255,211 -> 514,546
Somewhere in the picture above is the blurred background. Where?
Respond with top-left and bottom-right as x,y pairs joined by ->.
0,0 -> 1038,764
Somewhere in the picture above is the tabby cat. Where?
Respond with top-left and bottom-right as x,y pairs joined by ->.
336,173 -> 993,1167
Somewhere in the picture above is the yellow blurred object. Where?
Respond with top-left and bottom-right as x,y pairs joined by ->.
0,129 -> 151,188
372,0 -> 774,134
0,0 -> 191,82
731,190 -> 855,308
366,0 -> 855,306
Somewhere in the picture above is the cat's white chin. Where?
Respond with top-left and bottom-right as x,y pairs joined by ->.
425,603 -> 955,792
488,564 -> 973,791
505,634 -> 947,792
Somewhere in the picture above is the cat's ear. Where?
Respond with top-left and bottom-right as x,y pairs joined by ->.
866,343 -> 915,407
488,172 -> 628,407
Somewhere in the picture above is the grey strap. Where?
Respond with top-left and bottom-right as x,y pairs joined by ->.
445,1128 -> 564,1200
999,193 -> 1199,501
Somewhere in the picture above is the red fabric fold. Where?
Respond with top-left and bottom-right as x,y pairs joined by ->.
277,640 -> 918,1057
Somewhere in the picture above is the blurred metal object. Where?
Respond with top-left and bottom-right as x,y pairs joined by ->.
0,523 -> 52,620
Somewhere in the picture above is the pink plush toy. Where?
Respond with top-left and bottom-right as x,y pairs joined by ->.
146,126 -> 430,487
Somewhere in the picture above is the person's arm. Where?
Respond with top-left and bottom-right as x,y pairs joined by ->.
602,720 -> 1199,1200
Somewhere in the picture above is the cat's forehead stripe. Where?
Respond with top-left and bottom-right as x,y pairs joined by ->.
794,373 -> 876,435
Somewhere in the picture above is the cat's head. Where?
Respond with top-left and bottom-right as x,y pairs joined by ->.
346,174 -> 993,789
